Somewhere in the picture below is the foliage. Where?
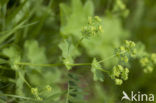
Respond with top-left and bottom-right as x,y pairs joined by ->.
0,0 -> 156,103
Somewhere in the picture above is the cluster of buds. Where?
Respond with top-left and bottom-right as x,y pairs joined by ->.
140,53 -> 156,73
81,16 -> 102,38
115,40 -> 136,64
112,40 -> 136,85
151,53 -> 156,64
113,0 -> 129,17
46,85 -> 52,92
116,0 -> 126,10
31,88 -> 42,101
111,65 -> 129,85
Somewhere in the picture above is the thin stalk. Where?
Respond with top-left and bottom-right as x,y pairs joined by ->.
69,63 -> 91,66
98,51 -> 126,63
15,62 -> 63,67
98,55 -> 116,63
0,93 -> 35,101
98,68 -> 110,75
15,62 -> 90,67
18,71 -> 31,88
76,37 -> 84,48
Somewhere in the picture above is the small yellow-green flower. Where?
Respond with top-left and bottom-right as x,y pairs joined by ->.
31,88 -> 38,95
140,57 -> 149,67
46,85 -> 52,92
121,68 -> 129,80
115,79 -> 123,85
151,53 -> 156,64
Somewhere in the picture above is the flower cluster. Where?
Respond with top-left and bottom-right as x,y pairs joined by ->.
140,53 -> 156,73
111,40 -> 136,85
115,40 -> 136,64
111,65 -> 129,85
31,88 -> 42,101
46,85 -> 52,92
151,53 -> 156,64
113,0 -> 129,17
81,16 -> 102,38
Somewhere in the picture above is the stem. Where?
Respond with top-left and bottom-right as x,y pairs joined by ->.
18,71 -> 31,88
76,37 -> 84,48
15,62 -> 90,67
0,93 -> 35,101
69,63 -> 91,66
16,62 -> 63,67
98,51 -> 126,63
98,55 -> 116,63
99,68 -> 111,75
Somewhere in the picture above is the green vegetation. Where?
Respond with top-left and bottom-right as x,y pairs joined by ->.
0,0 -> 156,103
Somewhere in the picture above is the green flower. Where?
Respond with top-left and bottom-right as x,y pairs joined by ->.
115,79 -> 123,85
121,68 -> 129,80
140,57 -> 149,67
113,65 -> 123,77
116,0 -> 126,10
115,40 -> 136,64
151,53 -> 156,64
31,88 -> 42,101
46,85 -> 52,92
112,65 -> 129,85
81,16 -> 102,38
144,66 -> 153,73
121,56 -> 129,63
31,88 -> 38,95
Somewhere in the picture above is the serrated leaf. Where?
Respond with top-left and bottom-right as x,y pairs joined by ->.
59,40 -> 80,70
59,3 -> 71,26
84,1 -> 94,16
91,58 -> 104,82
2,46 -> 21,66
24,40 -> 47,68
66,73 -> 86,103
60,0 -> 94,37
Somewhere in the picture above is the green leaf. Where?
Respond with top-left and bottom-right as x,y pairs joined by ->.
59,40 -> 80,70
6,0 -> 27,25
2,46 -> 21,68
84,1 -> 94,16
82,17 -> 129,68
60,0 -> 94,37
59,3 -> 71,26
0,21 -> 36,45
24,40 -> 47,67
91,58 -> 104,82
66,73 -> 86,103
63,57 -> 74,70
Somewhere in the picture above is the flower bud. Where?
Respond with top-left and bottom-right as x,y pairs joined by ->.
46,85 -> 52,92
121,68 -> 129,80
115,79 -> 123,85
151,53 -> 156,64
31,88 -> 38,95
140,57 -> 149,67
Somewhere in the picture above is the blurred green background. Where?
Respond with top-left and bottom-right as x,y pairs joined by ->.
0,0 -> 156,103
